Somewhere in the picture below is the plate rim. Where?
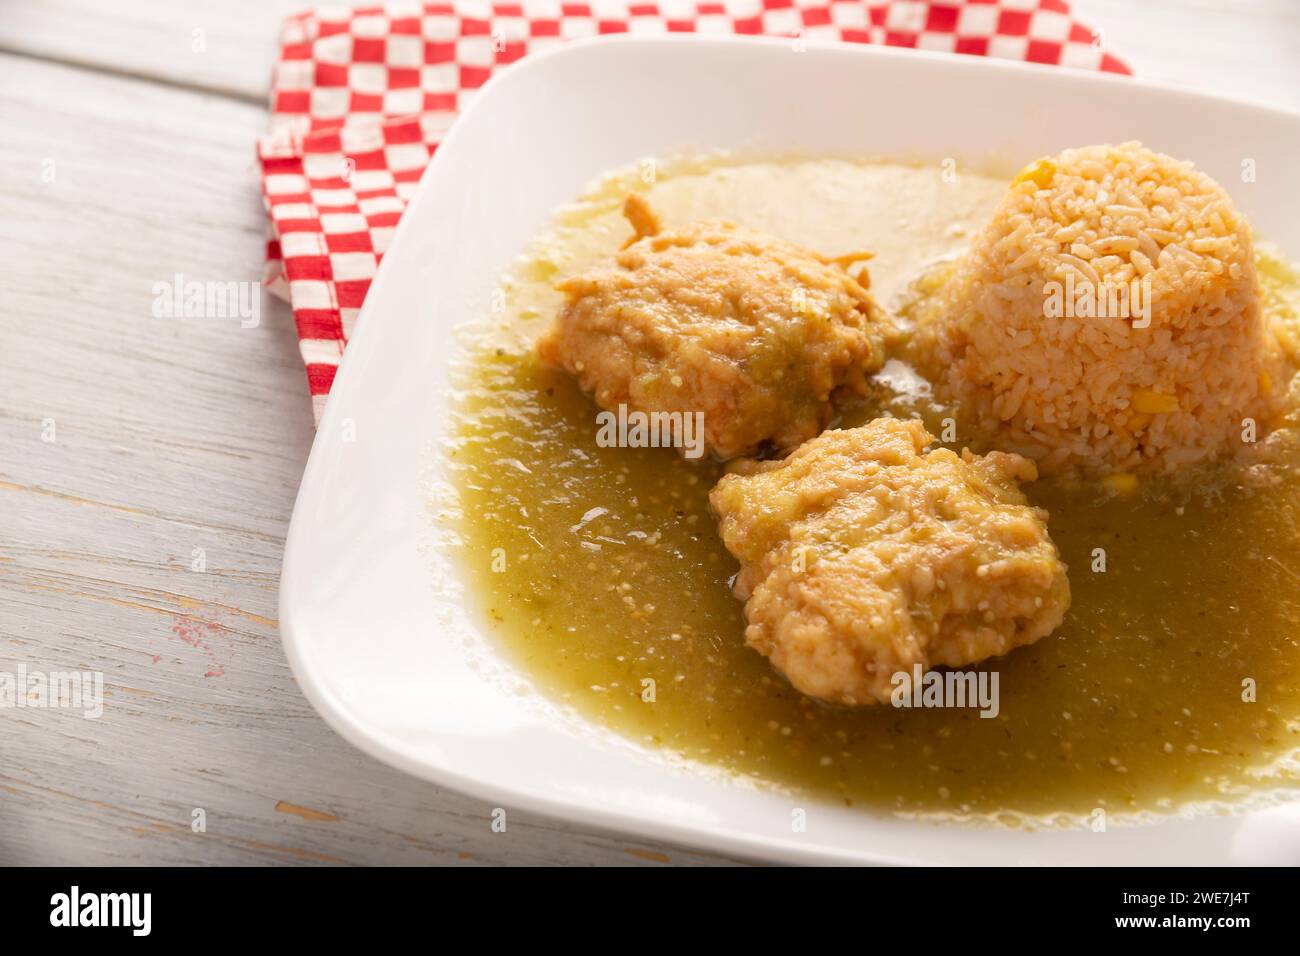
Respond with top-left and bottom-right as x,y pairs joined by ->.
279,33 -> 1300,866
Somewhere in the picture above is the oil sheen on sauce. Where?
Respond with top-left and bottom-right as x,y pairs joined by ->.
447,156 -> 1300,824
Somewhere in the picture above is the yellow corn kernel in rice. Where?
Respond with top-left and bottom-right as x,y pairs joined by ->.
1101,473 -> 1139,496
1131,389 -> 1180,414
1013,159 -> 1056,190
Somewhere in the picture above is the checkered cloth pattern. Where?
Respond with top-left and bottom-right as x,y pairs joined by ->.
257,0 -> 1130,421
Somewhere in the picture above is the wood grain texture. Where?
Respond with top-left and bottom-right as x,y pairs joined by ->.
3,0 -> 1299,110
1075,0 -> 1300,110
1,0 -> 1296,867
0,0 -> 292,102
0,51 -> 734,866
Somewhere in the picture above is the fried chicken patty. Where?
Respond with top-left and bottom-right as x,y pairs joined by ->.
536,195 -> 891,460
709,418 -> 1071,706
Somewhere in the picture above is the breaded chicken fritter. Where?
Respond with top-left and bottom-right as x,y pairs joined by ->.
536,196 -> 891,460
709,418 -> 1071,706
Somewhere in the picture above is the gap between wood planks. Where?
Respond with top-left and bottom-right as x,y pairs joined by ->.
0,43 -> 268,106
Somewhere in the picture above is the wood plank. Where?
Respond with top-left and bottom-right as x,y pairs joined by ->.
0,0 -> 295,102
1076,0 -> 1300,110
5,0 -> 1298,867
2,0 -> 1299,109
0,52 -> 736,865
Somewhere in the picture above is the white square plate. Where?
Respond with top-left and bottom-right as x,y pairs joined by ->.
280,35 -> 1300,865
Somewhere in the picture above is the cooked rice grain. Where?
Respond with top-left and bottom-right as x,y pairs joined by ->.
912,141 -> 1282,478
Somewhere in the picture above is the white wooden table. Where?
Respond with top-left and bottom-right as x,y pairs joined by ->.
1,0 -> 1297,866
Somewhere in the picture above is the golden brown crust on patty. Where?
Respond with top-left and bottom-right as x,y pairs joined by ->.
537,199 -> 891,460
710,418 -> 1071,705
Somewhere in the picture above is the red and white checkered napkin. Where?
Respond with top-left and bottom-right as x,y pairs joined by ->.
257,0 -> 1129,422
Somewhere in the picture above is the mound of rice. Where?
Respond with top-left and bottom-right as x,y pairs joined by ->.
913,141 -> 1281,478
